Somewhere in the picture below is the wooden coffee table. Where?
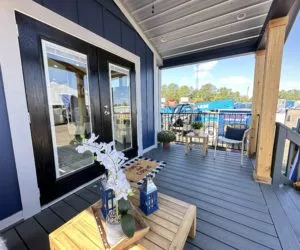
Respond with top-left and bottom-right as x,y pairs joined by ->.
49,193 -> 196,250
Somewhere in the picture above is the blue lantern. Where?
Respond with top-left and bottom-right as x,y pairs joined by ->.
100,176 -> 116,218
140,175 -> 158,215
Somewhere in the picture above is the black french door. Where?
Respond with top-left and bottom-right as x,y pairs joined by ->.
16,12 -> 137,205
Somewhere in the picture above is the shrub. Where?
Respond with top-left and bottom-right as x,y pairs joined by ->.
191,121 -> 203,129
157,130 -> 176,143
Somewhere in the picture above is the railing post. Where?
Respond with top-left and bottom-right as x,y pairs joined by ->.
272,123 -> 286,187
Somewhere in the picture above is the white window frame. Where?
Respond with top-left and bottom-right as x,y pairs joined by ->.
108,63 -> 133,152
41,40 -> 94,178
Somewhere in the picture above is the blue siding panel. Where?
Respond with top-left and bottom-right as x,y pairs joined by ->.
0,68 -> 22,220
103,8 -> 122,46
78,0 -> 104,37
95,0 -> 132,27
121,23 -> 135,54
42,0 -> 79,24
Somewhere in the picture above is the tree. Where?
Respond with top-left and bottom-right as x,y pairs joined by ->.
177,85 -> 191,98
161,83 -> 180,102
279,89 -> 300,100
161,83 -> 251,104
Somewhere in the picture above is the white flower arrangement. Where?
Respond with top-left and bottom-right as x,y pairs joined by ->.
76,133 -> 132,201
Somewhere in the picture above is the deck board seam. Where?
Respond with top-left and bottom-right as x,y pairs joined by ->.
156,173 -> 267,206
159,168 -> 262,195
152,154 -> 254,173
32,216 -> 52,235
188,230 -> 239,250
196,219 -> 276,250
156,178 -> 271,215
13,227 -> 30,250
48,206 -> 68,223
195,207 -> 278,238
75,189 -> 98,205
156,160 -> 257,182
186,243 -> 204,250
157,184 -> 275,225
159,166 -> 261,191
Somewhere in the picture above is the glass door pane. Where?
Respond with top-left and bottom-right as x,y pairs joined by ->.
109,64 -> 132,151
42,40 -> 94,178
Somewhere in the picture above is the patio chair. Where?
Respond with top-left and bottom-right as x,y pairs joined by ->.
214,126 -> 250,166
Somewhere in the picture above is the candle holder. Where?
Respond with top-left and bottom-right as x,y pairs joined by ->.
100,176 -> 116,219
139,175 -> 158,215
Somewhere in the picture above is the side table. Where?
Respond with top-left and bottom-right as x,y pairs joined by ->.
183,132 -> 208,156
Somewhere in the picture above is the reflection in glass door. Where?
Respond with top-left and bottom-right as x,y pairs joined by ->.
109,64 -> 132,151
42,40 -> 94,178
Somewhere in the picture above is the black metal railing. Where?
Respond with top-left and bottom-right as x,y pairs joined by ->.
160,112 -> 252,149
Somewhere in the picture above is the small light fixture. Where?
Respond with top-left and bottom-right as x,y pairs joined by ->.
160,37 -> 167,43
237,13 -> 246,20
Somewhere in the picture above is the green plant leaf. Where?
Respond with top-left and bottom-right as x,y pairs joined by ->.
121,214 -> 136,238
118,198 -> 130,215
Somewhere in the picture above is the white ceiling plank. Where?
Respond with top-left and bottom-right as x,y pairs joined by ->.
118,0 -> 273,62
150,1 -> 271,43
156,15 -> 266,52
161,28 -> 261,57
142,0 -> 271,37
123,0 -> 153,12
163,36 -> 259,59
113,0 -> 163,65
142,0 -> 229,31
132,0 -> 191,19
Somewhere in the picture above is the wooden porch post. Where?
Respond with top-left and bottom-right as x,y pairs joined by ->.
248,50 -> 266,157
253,16 -> 288,184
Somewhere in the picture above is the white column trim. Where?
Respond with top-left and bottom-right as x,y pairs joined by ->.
153,60 -> 160,146
0,6 -> 41,219
0,0 -> 143,219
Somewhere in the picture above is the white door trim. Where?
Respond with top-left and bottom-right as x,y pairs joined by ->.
0,0 -> 143,220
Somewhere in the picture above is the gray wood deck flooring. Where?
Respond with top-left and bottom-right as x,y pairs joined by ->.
1,144 -> 300,250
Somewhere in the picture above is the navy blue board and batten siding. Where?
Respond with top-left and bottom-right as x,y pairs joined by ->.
34,0 -> 155,149
0,67 -> 22,220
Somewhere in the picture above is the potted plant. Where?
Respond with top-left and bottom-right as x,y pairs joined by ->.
191,121 -> 203,135
76,134 -> 135,244
157,130 -> 176,149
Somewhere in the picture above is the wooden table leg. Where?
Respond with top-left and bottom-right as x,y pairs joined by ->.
188,213 -> 196,239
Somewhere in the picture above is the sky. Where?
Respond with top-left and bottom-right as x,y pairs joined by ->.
161,14 -> 300,97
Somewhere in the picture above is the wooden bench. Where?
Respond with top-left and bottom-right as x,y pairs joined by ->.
49,192 -> 196,250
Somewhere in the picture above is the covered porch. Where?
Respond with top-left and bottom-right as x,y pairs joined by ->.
2,145 -> 300,249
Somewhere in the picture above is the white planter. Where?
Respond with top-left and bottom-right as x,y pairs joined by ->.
106,221 -> 125,245
193,129 -> 201,135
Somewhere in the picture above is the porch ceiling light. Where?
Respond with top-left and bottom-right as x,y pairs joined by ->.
237,13 -> 246,20
160,37 -> 167,43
